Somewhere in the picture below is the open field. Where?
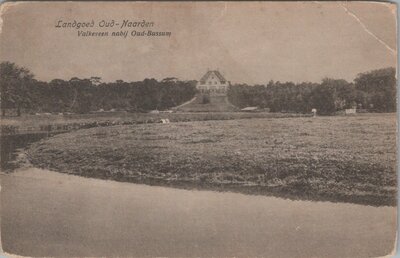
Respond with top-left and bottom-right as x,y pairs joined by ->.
1,111 -> 307,127
26,114 -> 396,206
1,112 -> 307,135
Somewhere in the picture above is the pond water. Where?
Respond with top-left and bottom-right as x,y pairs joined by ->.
1,168 -> 396,257
0,133 -> 49,170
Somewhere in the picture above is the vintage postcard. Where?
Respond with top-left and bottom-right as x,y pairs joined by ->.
0,1 -> 397,257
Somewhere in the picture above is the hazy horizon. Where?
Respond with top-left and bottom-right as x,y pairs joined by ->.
0,2 -> 396,84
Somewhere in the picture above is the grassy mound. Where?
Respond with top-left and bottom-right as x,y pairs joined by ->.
26,114 -> 396,206
175,94 -> 238,112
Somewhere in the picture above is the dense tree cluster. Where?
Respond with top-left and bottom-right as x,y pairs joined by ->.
228,67 -> 396,114
0,61 -> 396,116
0,62 -> 197,115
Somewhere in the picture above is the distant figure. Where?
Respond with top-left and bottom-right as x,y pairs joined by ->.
311,108 -> 317,117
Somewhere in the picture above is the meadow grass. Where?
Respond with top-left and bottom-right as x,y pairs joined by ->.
26,114 -> 396,206
1,111 -> 306,128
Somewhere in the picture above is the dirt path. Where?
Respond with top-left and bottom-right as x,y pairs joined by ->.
1,168 -> 396,257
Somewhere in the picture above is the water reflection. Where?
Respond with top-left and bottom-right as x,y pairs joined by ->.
1,133 -> 48,171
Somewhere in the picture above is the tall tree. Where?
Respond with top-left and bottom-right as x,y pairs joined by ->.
0,62 -> 34,116
310,78 -> 354,114
354,67 -> 396,112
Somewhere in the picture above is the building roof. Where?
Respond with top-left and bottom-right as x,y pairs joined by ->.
200,70 -> 227,83
241,106 -> 259,111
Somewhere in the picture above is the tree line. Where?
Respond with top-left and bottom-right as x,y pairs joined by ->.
228,67 -> 396,114
0,62 -> 197,116
0,61 -> 396,116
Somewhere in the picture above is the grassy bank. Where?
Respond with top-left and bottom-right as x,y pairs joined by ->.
1,112 -> 308,135
26,114 -> 396,206
1,111 -> 307,127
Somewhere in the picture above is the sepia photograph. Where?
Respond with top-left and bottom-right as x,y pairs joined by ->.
0,1 -> 397,257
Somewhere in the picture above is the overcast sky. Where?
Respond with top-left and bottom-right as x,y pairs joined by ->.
0,2 -> 396,84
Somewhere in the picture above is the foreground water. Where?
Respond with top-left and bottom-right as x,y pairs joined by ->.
1,168 -> 396,257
